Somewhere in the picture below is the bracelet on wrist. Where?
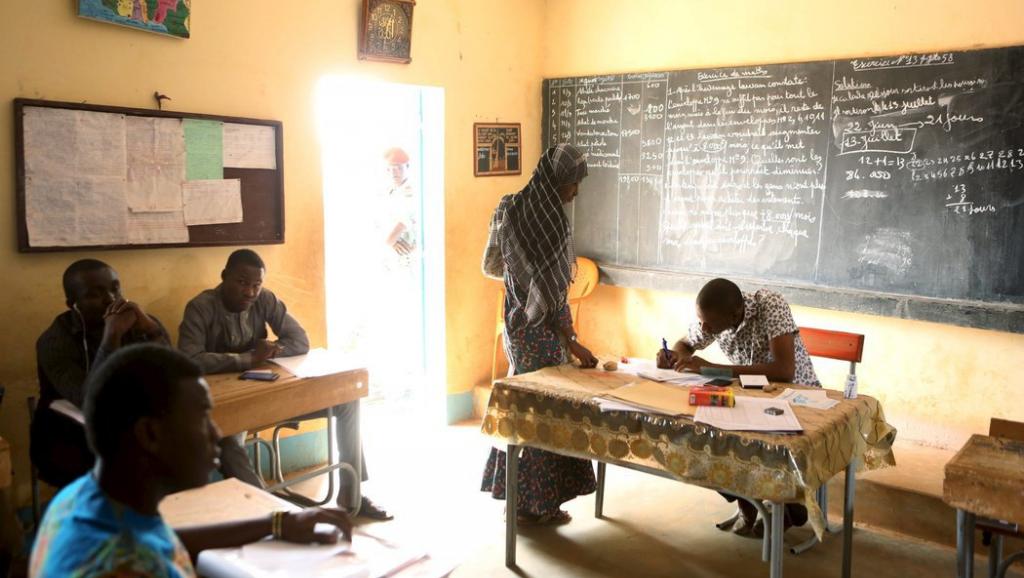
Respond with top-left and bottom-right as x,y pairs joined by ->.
271,510 -> 285,539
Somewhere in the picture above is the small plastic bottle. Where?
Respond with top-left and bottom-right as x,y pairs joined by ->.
844,373 -> 858,400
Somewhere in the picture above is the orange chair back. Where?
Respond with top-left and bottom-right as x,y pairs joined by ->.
799,327 -> 864,363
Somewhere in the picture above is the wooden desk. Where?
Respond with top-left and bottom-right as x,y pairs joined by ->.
161,478 -> 296,527
944,434 -> 1024,578
205,366 -> 368,436
160,479 -> 453,577
484,364 -> 898,578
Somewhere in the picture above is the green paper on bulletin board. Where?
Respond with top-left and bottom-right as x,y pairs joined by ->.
183,119 -> 223,180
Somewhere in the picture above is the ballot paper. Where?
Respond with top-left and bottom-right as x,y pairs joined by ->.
197,527 -> 435,578
636,367 -> 712,386
599,381 -> 692,416
694,397 -> 802,432
775,388 -> 839,410
270,348 -> 361,378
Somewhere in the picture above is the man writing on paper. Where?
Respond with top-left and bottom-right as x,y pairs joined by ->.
178,249 -> 391,519
656,277 -> 819,536
32,259 -> 170,488
30,344 -> 352,577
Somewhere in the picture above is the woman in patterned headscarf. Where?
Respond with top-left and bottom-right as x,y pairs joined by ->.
480,144 -> 599,525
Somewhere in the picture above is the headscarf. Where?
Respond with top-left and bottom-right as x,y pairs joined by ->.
497,144 -> 588,326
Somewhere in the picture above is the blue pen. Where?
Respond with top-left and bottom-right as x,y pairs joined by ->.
662,337 -> 670,355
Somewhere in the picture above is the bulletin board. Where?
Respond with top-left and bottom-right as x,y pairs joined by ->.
13,98 -> 285,252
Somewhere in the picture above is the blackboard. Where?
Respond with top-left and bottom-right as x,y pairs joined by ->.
543,46 -> 1024,332
14,98 -> 285,252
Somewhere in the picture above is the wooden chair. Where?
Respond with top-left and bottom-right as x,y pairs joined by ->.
978,418 -> 1024,578
490,257 -> 600,383
789,327 -> 865,555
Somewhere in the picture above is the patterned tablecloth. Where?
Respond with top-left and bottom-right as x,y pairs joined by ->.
482,364 -> 897,539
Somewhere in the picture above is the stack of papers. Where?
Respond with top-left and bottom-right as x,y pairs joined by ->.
694,397 -> 802,432
595,381 -> 692,416
637,367 -> 711,386
197,527 -> 437,578
775,388 -> 839,410
270,348 -> 360,378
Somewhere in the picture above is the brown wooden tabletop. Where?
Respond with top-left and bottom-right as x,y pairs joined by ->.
943,434 -> 1024,526
205,365 -> 368,436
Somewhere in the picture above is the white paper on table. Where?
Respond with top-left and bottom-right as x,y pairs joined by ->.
695,397 -> 802,432
197,531 -> 429,578
127,210 -> 188,244
775,388 -> 839,410
739,374 -> 770,389
610,357 -> 655,376
637,367 -> 711,386
223,123 -> 277,169
270,348 -> 361,378
182,179 -> 243,225
126,116 -> 185,212
595,397 -> 648,413
26,175 -> 128,247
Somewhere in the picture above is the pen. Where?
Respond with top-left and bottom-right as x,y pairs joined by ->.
662,337 -> 670,356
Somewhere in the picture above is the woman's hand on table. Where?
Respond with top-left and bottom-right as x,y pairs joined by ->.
568,340 -> 598,368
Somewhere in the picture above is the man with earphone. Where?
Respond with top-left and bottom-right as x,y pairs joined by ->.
32,259 -> 169,488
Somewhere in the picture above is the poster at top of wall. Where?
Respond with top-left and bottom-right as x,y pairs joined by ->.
78,0 -> 191,39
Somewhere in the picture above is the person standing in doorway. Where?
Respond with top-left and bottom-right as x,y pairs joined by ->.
480,144 -> 599,525
371,147 -> 425,402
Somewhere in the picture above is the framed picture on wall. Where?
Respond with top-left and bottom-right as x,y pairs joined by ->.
77,0 -> 191,39
359,0 -> 416,63
474,123 -> 522,177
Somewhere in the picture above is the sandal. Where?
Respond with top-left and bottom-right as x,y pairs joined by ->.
516,509 -> 572,526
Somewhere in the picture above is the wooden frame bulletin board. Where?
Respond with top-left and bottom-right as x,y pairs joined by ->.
14,98 -> 285,252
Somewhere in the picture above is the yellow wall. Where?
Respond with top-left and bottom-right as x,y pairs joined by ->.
544,0 -> 1024,450
0,0 -> 545,504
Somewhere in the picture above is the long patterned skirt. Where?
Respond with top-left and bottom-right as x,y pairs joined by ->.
480,314 -> 596,516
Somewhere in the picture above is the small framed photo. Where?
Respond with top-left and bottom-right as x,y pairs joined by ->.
359,0 -> 415,63
474,123 -> 522,177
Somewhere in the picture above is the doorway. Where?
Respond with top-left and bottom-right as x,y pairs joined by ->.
317,77 -> 445,421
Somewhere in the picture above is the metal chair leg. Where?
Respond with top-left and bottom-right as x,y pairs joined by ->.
791,482 -> 843,555
989,534 -> 1003,578
595,462 -> 606,518
271,422 -> 301,484
996,550 -> 1024,578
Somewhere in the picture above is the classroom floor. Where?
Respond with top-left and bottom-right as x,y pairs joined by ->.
281,401 -> 1024,578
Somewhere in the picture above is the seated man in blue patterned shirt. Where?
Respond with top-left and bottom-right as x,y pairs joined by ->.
657,277 -> 819,537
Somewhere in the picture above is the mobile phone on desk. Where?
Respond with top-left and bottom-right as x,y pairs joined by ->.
239,370 -> 279,381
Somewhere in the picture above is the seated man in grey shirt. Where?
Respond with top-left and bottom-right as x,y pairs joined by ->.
178,249 -> 392,520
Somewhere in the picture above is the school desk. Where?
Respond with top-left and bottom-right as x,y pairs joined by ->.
482,364 -> 897,578
204,364 -> 368,506
160,478 -> 452,577
944,434 -> 1024,578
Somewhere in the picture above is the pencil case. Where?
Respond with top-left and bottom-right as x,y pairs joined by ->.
688,386 -> 735,407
